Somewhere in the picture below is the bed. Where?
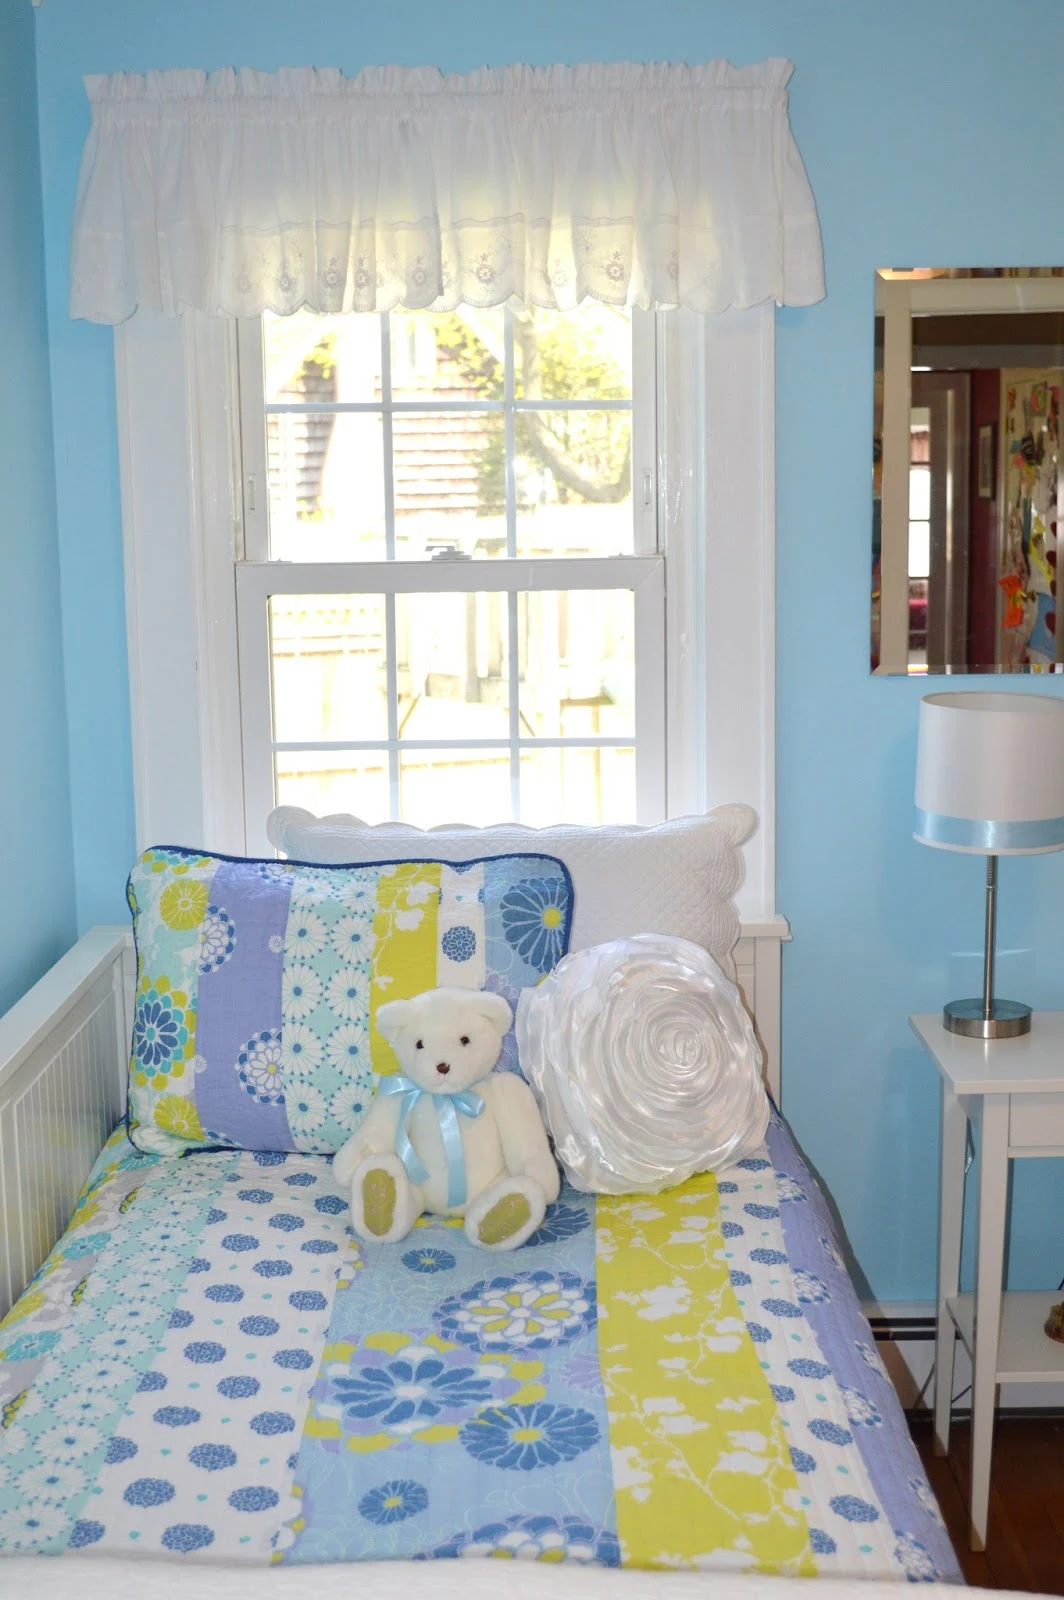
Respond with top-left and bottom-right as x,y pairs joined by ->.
0,815 -> 962,1587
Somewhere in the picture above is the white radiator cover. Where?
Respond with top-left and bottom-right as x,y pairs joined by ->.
0,927 -> 131,1320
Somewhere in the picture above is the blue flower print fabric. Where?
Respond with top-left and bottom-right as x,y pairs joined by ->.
0,1120 -> 959,1581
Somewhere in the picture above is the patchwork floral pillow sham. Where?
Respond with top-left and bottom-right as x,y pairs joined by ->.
125,847 -> 574,1157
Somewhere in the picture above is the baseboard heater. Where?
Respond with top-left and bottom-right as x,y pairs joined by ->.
868,1312 -> 937,1343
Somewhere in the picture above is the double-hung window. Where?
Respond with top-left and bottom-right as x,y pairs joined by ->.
233,306 -> 664,839
115,300 -> 775,906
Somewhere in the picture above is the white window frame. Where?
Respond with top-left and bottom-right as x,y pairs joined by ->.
113,302 -> 779,920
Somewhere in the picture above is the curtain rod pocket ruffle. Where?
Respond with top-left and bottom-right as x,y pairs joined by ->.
70,59 -> 825,323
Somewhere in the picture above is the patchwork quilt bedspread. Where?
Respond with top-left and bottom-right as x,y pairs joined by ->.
0,1111 -> 959,1581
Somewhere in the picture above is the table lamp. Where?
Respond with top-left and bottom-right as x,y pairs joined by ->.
914,691 -> 1064,1038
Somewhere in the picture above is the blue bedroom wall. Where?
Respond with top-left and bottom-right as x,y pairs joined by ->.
32,0 -> 1064,1301
0,0 -> 75,1015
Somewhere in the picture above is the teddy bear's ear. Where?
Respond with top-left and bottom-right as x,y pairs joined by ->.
375,998 -> 411,1046
471,991 -> 513,1035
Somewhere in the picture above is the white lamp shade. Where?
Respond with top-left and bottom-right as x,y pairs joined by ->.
915,691 -> 1064,854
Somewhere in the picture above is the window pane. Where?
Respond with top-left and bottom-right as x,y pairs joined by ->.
519,589 -> 635,738
268,413 -> 386,560
519,746 -> 636,826
263,585 -> 641,828
275,750 -> 389,823
263,310 -> 382,405
391,309 -> 504,402
270,595 -> 388,742
258,306 -> 640,564
514,306 -> 632,401
399,747 -> 511,828
393,412 -> 506,558
395,592 -> 510,740
515,411 -> 633,556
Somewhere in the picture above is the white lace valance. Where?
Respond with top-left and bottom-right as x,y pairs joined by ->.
70,60 -> 825,323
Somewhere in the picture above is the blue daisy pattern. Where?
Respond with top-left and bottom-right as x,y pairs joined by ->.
0,1330 -> 60,1363
434,1270 -> 595,1352
312,1340 -> 521,1440
419,1512 -> 620,1565
521,1202 -> 592,1249
198,906 -> 236,974
401,1248 -> 457,1275
358,1479 -> 427,1525
287,908 -> 327,961
328,914 -> 374,968
132,986 -> 190,1075
440,924 -> 476,963
499,877 -> 569,973
460,1402 -> 599,1470
235,1030 -> 285,1105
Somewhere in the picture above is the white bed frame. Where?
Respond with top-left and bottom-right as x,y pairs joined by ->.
0,920 -> 784,1322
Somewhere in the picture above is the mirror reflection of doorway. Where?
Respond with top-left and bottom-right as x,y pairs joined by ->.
909,373 -> 969,673
871,270 -> 1064,674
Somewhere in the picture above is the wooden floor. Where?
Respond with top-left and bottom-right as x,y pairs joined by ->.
910,1413 -> 1064,1593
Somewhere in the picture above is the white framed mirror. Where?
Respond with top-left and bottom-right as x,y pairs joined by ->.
872,268 -> 1064,674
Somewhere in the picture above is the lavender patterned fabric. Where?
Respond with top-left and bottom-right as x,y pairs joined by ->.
764,1110 -> 958,1579
193,863 -> 293,1150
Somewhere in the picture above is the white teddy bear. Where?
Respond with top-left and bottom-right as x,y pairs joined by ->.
333,987 -> 560,1251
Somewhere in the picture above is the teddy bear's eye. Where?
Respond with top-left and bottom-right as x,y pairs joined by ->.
460,1035 -> 470,1046
415,1039 -> 423,1050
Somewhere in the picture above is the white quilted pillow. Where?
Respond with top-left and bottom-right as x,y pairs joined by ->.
266,805 -> 757,972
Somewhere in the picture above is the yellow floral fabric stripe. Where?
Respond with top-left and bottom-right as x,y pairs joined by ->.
369,862 -> 442,1077
595,1174 -> 815,1574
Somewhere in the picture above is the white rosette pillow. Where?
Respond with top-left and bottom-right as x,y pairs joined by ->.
516,934 -> 769,1193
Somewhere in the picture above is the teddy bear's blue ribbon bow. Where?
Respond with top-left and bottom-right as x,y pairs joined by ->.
377,1074 -> 486,1208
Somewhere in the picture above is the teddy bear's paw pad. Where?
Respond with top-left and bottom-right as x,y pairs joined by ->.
362,1168 -> 397,1237
477,1192 -> 532,1246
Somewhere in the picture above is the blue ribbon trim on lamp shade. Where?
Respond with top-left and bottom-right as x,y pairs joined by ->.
914,806 -> 1064,852
376,1073 -> 485,1208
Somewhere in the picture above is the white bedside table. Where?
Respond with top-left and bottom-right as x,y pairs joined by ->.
911,1012 -> 1064,1553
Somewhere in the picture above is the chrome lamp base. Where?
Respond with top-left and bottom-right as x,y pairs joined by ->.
943,998 -> 1032,1040
940,854 -> 1032,1039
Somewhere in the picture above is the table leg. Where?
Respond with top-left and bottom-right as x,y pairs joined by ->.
969,1093 -> 1009,1553
934,1083 -> 967,1456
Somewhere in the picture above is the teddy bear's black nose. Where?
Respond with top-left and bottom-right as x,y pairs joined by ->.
436,1062 -> 450,1076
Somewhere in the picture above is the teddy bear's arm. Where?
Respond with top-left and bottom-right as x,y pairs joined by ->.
332,1096 -> 402,1189
481,1073 -> 561,1204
